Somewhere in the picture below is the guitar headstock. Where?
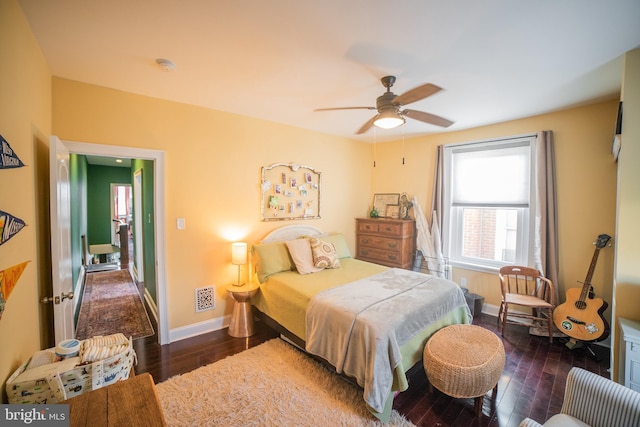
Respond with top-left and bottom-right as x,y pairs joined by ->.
595,234 -> 611,249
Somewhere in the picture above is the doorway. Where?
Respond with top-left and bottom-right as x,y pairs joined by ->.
111,183 -> 131,245
62,139 -> 169,345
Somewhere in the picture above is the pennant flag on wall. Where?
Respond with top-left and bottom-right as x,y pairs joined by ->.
0,210 -> 27,246
0,135 -> 25,169
0,261 -> 30,319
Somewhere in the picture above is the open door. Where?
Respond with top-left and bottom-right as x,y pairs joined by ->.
133,170 -> 144,281
48,135 -> 75,342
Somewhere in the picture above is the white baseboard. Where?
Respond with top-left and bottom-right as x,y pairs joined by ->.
74,266 -> 86,314
169,315 -> 231,343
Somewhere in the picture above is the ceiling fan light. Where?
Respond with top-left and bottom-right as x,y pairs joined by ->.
373,110 -> 405,129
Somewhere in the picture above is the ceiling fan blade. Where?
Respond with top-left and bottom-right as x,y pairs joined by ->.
314,106 -> 376,112
403,109 -> 454,128
394,83 -> 442,106
356,115 -> 378,134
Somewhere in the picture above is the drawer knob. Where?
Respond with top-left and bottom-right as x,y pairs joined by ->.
387,242 -> 397,248
388,255 -> 396,260
362,250 -> 368,255
362,239 -> 369,244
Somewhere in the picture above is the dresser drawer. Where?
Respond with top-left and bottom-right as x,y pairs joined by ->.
358,247 -> 402,266
358,235 -> 401,252
376,222 -> 403,236
358,221 -> 379,233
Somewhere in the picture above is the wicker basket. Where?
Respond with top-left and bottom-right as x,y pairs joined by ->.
6,334 -> 135,404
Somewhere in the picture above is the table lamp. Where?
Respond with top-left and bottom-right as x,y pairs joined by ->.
231,242 -> 247,287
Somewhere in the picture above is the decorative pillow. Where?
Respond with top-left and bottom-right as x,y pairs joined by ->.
320,233 -> 352,259
252,241 -> 294,283
309,237 -> 341,269
285,239 -> 323,275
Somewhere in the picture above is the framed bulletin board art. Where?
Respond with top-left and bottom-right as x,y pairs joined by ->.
261,163 -> 321,221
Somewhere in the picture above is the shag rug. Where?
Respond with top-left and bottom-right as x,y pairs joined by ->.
156,338 -> 416,427
75,269 -> 154,340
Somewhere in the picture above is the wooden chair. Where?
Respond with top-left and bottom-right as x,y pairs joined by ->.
498,265 -> 555,343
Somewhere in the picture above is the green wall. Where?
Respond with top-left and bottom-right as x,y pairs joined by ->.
86,165 -> 132,245
69,154 -> 88,290
131,159 -> 156,302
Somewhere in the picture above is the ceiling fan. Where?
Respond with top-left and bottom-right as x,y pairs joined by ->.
315,75 -> 454,134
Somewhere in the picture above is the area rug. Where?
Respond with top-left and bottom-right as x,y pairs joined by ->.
156,338 -> 416,427
75,269 -> 154,340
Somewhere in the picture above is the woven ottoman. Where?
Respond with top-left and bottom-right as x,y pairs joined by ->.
423,324 -> 505,417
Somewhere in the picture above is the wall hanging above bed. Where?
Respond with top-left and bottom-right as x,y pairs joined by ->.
260,162 -> 321,221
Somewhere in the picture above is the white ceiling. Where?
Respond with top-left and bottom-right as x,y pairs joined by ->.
18,0 -> 640,142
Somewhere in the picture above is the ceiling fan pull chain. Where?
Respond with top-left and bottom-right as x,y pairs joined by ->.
373,128 -> 377,167
402,126 -> 406,165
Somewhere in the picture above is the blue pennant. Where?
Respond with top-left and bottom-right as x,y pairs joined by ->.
0,210 -> 27,246
0,135 -> 25,169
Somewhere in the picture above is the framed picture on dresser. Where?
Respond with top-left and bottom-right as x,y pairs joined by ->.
372,193 -> 400,218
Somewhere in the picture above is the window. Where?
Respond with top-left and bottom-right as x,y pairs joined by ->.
443,135 -> 536,270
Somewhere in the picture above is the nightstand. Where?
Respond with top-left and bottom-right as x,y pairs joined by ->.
226,282 -> 260,337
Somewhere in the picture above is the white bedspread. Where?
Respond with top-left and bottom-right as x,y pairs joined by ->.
305,268 -> 469,413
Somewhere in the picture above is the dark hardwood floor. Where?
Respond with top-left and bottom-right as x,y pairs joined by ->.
132,313 -> 610,426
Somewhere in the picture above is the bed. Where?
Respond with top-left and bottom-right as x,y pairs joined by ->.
249,225 -> 471,422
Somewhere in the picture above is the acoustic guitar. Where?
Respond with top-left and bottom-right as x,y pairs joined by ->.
553,234 -> 611,342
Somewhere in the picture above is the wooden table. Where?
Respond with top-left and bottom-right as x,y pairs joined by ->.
64,373 -> 166,427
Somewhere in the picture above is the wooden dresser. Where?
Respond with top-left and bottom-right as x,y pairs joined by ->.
356,218 -> 416,269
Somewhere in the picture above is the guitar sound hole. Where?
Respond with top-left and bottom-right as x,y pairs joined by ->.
574,301 -> 587,310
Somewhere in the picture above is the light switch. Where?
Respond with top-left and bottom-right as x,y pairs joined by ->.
177,217 -> 185,230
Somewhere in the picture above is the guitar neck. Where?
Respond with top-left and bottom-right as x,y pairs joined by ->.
579,247 -> 602,302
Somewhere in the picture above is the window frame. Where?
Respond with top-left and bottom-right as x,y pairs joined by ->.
443,135 -> 537,273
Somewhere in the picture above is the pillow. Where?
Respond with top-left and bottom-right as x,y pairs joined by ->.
252,241 -> 294,283
285,239 -> 323,275
309,237 -> 341,269
321,233 -> 352,259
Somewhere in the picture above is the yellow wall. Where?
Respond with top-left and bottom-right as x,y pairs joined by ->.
0,0 -> 52,399
371,100 -> 619,321
51,78 -> 371,330
612,48 -> 640,380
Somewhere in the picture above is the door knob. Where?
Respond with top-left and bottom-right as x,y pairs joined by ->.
41,291 -> 74,304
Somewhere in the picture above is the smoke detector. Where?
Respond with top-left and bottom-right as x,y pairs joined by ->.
155,58 -> 176,72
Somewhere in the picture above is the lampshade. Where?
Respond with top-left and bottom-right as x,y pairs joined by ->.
231,242 -> 247,265
373,109 -> 405,129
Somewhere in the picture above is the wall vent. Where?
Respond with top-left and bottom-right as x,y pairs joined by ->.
195,286 -> 215,312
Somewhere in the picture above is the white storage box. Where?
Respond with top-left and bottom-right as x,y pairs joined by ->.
6,333 -> 135,404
